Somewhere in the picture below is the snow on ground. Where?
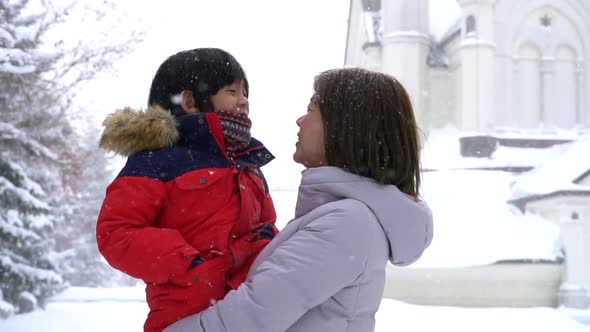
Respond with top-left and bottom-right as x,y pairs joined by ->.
2,128 -> 588,330
416,169 -> 560,267
376,299 -> 590,332
270,163 -> 562,268
408,127 -> 590,267
0,286 -> 588,332
509,138 -> 590,200
267,127 -> 590,269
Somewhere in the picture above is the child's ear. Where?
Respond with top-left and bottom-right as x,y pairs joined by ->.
180,90 -> 199,114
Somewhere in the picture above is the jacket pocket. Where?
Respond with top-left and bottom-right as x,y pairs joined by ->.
165,169 -> 233,228
170,257 -> 229,301
174,168 -> 227,190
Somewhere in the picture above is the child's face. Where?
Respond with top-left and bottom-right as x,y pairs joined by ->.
210,80 -> 249,116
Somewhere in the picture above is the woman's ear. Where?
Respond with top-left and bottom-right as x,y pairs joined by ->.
180,90 -> 199,114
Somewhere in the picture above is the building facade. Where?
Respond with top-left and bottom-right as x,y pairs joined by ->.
346,0 -> 590,309
345,0 -> 590,132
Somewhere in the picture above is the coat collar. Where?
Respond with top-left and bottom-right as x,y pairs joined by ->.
178,112 -> 274,167
99,106 -> 273,167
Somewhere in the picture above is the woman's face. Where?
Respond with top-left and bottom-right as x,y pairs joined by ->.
210,80 -> 249,115
293,95 -> 326,168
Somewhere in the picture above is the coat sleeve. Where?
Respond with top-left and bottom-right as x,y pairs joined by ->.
96,176 -> 198,284
164,203 -> 371,332
260,191 -> 278,234
255,168 -> 278,228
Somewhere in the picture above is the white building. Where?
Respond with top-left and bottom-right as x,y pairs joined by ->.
345,0 -> 590,308
508,139 -> 590,308
345,0 -> 590,132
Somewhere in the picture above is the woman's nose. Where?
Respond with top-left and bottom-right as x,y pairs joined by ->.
296,115 -> 304,126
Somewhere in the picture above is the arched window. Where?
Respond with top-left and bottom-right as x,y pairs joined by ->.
513,44 -> 542,128
466,15 -> 477,34
552,46 -> 577,127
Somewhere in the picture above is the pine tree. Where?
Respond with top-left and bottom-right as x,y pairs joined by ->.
0,122 -> 65,314
52,124 -> 136,287
0,0 -> 141,315
0,0 -> 67,314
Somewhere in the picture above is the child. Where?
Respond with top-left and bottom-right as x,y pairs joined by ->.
96,48 -> 278,332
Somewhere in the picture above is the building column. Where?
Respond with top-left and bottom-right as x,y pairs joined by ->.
457,0 -> 497,131
576,61 -> 585,126
363,44 -> 382,71
380,0 -> 430,128
381,33 -> 430,125
540,58 -> 554,127
459,41 -> 495,130
558,218 -> 590,308
510,57 -> 521,126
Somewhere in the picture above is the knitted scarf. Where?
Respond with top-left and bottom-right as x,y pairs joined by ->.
216,110 -> 252,156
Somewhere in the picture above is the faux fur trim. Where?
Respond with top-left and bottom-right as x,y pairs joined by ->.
99,106 -> 179,156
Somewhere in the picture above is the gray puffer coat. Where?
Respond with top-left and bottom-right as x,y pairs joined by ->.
165,166 -> 433,332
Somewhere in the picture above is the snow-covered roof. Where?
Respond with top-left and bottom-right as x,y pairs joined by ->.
429,0 -> 461,42
400,128 -> 590,267
428,3 -> 461,67
421,127 -> 583,171
508,138 -> 590,203
436,18 -> 461,46
417,169 -> 561,267
271,168 -> 562,269
349,0 -> 462,67
268,127 -> 589,268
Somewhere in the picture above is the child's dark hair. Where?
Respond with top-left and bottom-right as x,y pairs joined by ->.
147,48 -> 248,115
313,68 -> 422,197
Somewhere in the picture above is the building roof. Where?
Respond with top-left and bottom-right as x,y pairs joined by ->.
508,138 -> 590,207
428,16 -> 461,68
346,0 -> 463,67
430,0 -> 461,42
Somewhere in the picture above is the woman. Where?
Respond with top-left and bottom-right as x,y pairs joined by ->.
96,48 -> 278,332
165,67 -> 433,332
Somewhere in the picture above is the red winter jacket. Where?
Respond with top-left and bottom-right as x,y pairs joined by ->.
96,107 -> 277,332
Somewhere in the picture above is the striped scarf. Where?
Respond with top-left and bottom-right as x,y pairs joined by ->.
216,110 -> 252,156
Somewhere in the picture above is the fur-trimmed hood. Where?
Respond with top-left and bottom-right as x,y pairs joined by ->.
99,106 -> 180,156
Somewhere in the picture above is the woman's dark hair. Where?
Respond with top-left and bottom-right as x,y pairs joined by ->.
313,68 -> 422,197
147,48 -> 248,115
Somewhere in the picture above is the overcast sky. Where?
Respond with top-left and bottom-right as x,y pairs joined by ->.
78,0 -> 349,183
84,0 -> 349,125
80,0 -> 460,185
